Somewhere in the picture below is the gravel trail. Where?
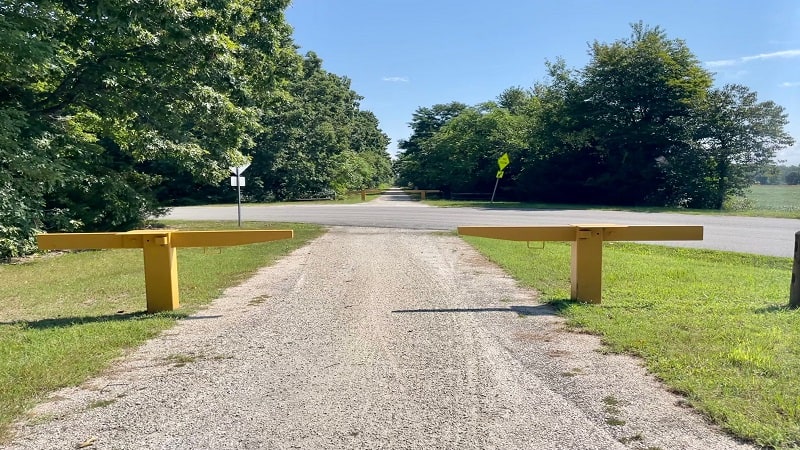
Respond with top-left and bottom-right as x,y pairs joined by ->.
6,227 -> 754,449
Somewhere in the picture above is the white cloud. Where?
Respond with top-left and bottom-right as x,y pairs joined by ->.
779,81 -> 800,88
741,49 -> 800,62
705,59 -> 738,68
382,76 -> 409,83
705,49 -> 800,67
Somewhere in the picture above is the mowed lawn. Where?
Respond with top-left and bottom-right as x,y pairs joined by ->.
463,237 -> 799,449
746,185 -> 800,214
0,221 -> 325,442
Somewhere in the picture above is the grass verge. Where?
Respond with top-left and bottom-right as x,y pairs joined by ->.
0,221 -> 324,442
425,184 -> 800,219
462,236 -> 800,449
746,185 -> 800,216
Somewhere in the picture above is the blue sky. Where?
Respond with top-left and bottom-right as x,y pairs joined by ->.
285,1 -> 800,164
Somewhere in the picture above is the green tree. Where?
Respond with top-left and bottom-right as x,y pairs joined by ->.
571,22 -> 713,205
0,0 -> 298,256
394,102 -> 468,188
514,58 -> 593,202
418,104 -> 528,195
689,84 -> 795,208
395,24 -> 795,207
246,52 -> 391,200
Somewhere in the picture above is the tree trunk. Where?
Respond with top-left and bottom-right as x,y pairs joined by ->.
715,160 -> 728,210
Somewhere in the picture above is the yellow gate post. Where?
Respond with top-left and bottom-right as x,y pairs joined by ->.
37,229 -> 293,313
141,233 -> 180,312
458,224 -> 703,304
571,226 -> 604,303
404,189 -> 441,200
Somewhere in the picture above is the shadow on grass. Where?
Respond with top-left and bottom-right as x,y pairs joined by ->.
0,310 -> 193,330
391,304 -> 556,316
754,303 -> 800,314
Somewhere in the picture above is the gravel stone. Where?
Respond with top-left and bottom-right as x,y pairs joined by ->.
5,227 -> 755,449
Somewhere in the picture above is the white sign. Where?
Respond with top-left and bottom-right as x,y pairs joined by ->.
230,176 -> 245,187
229,163 -> 251,176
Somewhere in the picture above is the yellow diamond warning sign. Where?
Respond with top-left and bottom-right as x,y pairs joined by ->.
497,153 -> 510,170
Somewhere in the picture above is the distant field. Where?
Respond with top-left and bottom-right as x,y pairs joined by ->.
426,184 -> 800,219
746,185 -> 800,213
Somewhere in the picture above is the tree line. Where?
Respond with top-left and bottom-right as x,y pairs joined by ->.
753,164 -> 800,185
395,23 -> 795,208
1,0 -> 393,258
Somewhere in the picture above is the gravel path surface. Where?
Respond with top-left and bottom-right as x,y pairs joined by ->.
6,227 -> 754,449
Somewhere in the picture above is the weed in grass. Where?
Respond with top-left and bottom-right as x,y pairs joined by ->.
164,353 -> 200,367
88,399 -> 116,409
23,412 -> 56,427
605,417 -> 626,426
248,295 -> 271,306
618,433 -> 644,444
726,342 -> 778,376
602,396 -> 623,416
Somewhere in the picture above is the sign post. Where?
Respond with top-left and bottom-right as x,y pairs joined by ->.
491,153 -> 510,203
230,163 -> 250,227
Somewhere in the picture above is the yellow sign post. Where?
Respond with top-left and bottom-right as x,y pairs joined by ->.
491,153 -> 510,202
458,224 -> 703,304
37,229 -> 293,312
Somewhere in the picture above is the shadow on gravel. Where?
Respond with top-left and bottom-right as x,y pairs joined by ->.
391,304 -> 556,316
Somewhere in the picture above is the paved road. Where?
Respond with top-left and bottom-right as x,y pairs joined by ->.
166,191 -> 800,257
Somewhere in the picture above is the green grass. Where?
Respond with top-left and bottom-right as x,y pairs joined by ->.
195,191 -> 381,207
0,221 -> 324,442
424,184 -> 800,219
281,191 -> 381,204
746,185 -> 800,215
462,236 -> 800,449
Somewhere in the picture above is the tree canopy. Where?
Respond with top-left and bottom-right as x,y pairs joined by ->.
395,23 -> 794,208
1,1 -> 393,257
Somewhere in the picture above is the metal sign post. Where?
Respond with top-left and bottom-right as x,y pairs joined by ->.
491,153 -> 510,203
229,163 -> 250,227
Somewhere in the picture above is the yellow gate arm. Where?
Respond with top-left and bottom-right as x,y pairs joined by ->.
404,189 -> 441,200
458,224 -> 703,304
37,229 -> 293,313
